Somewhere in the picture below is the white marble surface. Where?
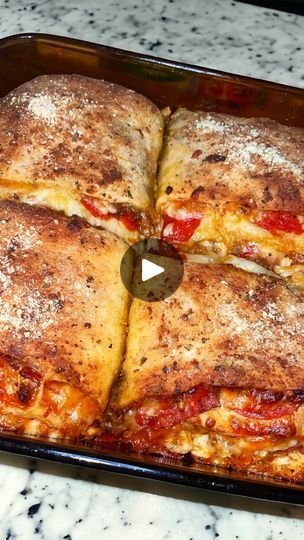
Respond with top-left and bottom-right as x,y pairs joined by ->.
2,453 -> 304,540
0,0 -> 304,87
0,0 -> 304,539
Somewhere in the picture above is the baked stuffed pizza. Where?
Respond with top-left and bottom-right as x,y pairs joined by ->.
109,258 -> 304,481
157,109 -> 304,286
0,200 -> 130,439
0,75 -> 163,242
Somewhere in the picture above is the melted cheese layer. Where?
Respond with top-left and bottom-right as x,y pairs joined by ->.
0,183 -> 139,243
166,202 -> 304,263
164,428 -> 299,460
164,203 -> 304,287
120,387 -> 304,481
0,357 -> 101,438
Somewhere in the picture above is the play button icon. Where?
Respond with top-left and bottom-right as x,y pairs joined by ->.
142,258 -> 164,282
120,238 -> 184,302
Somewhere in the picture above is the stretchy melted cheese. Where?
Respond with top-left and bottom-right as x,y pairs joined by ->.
109,259 -> 304,481
0,201 -> 131,439
0,75 -> 164,242
157,109 -> 304,284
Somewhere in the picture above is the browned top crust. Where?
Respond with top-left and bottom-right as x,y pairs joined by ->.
0,74 -> 163,210
116,261 -> 304,407
157,109 -> 304,213
0,200 -> 130,412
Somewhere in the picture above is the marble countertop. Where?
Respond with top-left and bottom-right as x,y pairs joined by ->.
0,0 -> 304,87
0,0 -> 304,539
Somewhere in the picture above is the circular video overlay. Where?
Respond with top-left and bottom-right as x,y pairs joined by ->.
120,238 -> 184,302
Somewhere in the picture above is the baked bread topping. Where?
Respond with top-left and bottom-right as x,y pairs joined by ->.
0,75 -> 164,242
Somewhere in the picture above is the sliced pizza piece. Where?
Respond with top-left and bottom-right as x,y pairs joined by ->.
157,109 -> 304,286
108,257 -> 304,482
0,75 -> 164,242
0,200 -> 131,439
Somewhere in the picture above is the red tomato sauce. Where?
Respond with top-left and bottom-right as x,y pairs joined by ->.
135,384 -> 220,430
81,197 -> 139,232
254,211 -> 303,235
161,214 -> 201,243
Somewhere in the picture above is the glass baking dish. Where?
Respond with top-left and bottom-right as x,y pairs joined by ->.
0,32 -> 304,505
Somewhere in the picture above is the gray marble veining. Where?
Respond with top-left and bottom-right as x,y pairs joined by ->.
1,454 -> 304,540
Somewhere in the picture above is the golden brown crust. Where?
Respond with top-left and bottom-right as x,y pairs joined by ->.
0,200 -> 130,413
0,74 -> 163,210
157,109 -> 304,213
116,261 -> 304,407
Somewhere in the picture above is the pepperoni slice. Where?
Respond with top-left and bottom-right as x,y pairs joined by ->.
136,384 -> 220,430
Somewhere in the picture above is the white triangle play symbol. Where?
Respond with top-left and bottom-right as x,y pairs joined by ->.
142,258 -> 164,282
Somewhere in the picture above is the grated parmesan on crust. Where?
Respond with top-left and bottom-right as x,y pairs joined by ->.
193,113 -> 304,177
27,93 -> 59,125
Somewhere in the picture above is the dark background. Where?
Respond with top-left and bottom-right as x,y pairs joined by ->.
238,0 -> 304,14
